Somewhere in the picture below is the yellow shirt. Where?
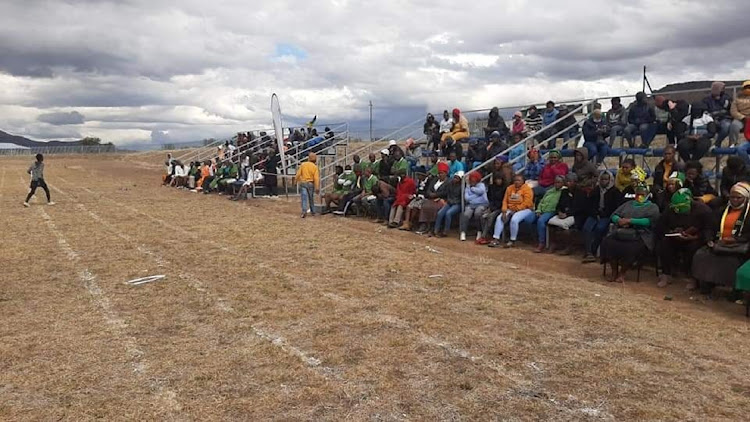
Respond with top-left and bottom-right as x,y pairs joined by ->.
297,161 -> 320,190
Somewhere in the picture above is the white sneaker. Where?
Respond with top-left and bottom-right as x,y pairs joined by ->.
47,201 -> 56,206
23,202 -> 29,207
460,232 -> 466,241
476,231 -> 482,240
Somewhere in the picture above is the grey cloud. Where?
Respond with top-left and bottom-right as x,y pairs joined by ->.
37,110 -> 85,125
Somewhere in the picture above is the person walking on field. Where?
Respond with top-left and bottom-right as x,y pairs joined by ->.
297,152 -> 320,218
23,154 -> 55,207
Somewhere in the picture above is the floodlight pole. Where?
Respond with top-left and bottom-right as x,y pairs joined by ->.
369,101 -> 373,141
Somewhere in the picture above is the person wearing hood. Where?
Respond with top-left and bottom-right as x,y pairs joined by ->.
388,169 -> 417,228
466,137 -> 489,170
720,156 -> 750,202
624,91 -> 657,148
600,182 -> 660,283
572,147 -> 598,188
460,172 -> 490,241
433,171 -> 464,237
440,108 -> 470,149
607,97 -> 628,147
486,131 -> 509,162
511,111 -> 526,137
656,189 -> 714,288
424,113 -> 441,151
731,81 -> 750,164
533,175 -> 565,252
676,101 -> 716,161
582,109 -> 610,164
691,182 -> 750,293
489,173 -> 535,248
703,81 -> 733,147
484,107 -> 509,139
581,172 -> 621,262
524,105 -> 543,135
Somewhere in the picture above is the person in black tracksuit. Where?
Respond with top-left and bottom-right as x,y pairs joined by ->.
24,154 -> 54,207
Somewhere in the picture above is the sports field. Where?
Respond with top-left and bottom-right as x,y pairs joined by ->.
1,153 -> 750,421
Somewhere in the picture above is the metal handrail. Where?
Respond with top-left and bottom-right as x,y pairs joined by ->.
287,128 -> 350,168
177,138 -> 225,163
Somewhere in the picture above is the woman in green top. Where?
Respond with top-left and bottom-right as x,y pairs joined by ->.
533,175 -> 564,253
600,182 -> 660,283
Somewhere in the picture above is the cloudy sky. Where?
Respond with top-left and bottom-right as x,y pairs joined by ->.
0,0 -> 748,146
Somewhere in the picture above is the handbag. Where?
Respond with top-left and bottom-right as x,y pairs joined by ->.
712,241 -> 750,256
612,227 -> 639,241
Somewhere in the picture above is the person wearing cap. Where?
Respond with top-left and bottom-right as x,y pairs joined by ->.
416,162 -> 450,234
624,91 -> 657,148
388,139 -> 404,158
297,152 -> 320,217
582,108 -> 610,165
691,182 -> 750,293
607,97 -> 628,147
486,131 -> 509,162
600,182 -> 660,283
433,170 -> 464,237
376,148 -> 392,179
447,151 -> 465,178
489,173 -> 535,248
532,175 -> 565,252
524,105 -> 543,135
440,108 -> 470,150
459,172 -> 489,241
511,111 -> 526,137
731,81 -> 750,164
484,107 -> 509,139
655,188 -> 714,288
702,81 -> 733,147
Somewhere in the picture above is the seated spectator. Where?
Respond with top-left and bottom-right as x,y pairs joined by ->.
730,81 -> 750,154
427,153 -> 440,176
511,111 -> 526,137
548,173 -> 588,254
171,161 -> 189,188
536,149 -> 568,195
351,166 -> 380,217
684,161 -> 717,205
433,171 -> 463,237
489,173 -> 535,248
655,95 -> 690,148
655,172 -> 685,211
400,172 -> 432,231
264,150 -> 280,197
230,168 -> 264,201
624,92 -> 657,148
351,154 -> 364,171
676,101 -> 715,161
376,149 -> 392,179
720,156 -> 750,203
322,165 -> 350,213
439,110 -> 454,140
388,169 -> 416,228
416,162 -> 450,234
460,172 -> 489,241
582,109 -> 610,164
467,137 -> 489,170
652,145 -> 681,193
524,106 -> 543,135
388,139 -> 404,158
364,152 -> 377,174
477,166 -> 513,245
620,166 -> 647,204
508,133 -> 527,173
440,108 -> 470,151
572,147 -> 598,188
424,113 -> 441,151
334,165 -> 364,215
615,158 -> 638,192
533,175 -> 565,253
214,160 -> 239,193
372,178 -> 396,223
600,183 -> 660,283
404,138 -> 422,172
606,97 -> 627,147
691,182 -> 750,293
656,189 -> 714,288
194,160 -> 211,192
540,101 -> 560,149
486,131 -> 508,162
523,147 -> 545,185
484,107 -> 509,139
391,148 -> 409,176
447,151 -> 465,177
582,172 -> 621,263
703,81 -> 733,147
187,161 -> 200,189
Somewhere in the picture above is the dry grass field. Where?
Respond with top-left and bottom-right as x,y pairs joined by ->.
2,152 -> 750,421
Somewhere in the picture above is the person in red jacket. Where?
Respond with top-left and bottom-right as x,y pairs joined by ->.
388,169 -> 417,228
538,150 -> 569,193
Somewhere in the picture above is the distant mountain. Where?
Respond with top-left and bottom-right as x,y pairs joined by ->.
0,129 -> 83,148
654,80 -> 744,104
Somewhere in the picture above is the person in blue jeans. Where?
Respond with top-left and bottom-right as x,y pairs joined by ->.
624,91 -> 657,148
433,171 -> 463,237
533,176 -> 564,252
581,172 -> 622,262
582,109 -> 610,164
737,140 -> 750,166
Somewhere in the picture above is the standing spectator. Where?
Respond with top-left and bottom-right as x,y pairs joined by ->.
607,97 -> 627,147
582,108 -> 610,164
524,106 -> 543,135
624,91 -> 657,148
731,81 -> 750,162
703,81 -> 733,147
424,113 -> 440,151
460,171 -> 489,241
23,153 -> 55,207
484,107 -> 509,139
511,111 -> 526,137
297,152 -> 319,218
264,149 -> 280,197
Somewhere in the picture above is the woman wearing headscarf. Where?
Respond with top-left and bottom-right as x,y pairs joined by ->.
440,108 -> 470,149
655,172 -> 685,212
655,188 -> 714,288
460,171 -> 489,241
423,113 -> 440,151
691,182 -> 750,292
619,166 -> 648,205
511,111 -> 526,137
600,182 -> 661,283
415,162 -> 449,234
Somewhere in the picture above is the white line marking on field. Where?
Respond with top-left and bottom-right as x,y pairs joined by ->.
36,207 -> 182,414
127,275 -> 166,285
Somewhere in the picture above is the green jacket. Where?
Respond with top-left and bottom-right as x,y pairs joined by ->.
428,164 -> 439,176
391,158 -> 409,175
537,187 -> 562,213
371,160 -> 381,177
362,175 -> 378,194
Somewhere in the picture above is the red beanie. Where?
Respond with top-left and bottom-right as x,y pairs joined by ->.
452,108 -> 460,117
469,172 -> 482,184
437,162 -> 449,173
